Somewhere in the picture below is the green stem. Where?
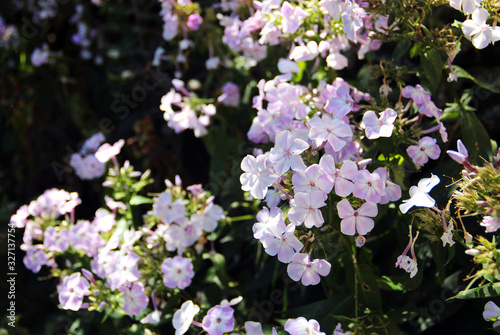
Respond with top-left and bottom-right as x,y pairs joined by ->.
228,214 -> 255,222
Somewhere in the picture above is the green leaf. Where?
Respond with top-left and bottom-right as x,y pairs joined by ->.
358,264 -> 383,312
421,49 -> 442,95
460,108 -> 493,163
452,65 -> 500,93
377,276 -> 405,291
451,282 -> 500,300
392,39 -> 411,61
129,195 -> 153,205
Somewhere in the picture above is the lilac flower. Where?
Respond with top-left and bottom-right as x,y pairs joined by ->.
337,199 -> 378,236
308,114 -> 352,151
288,191 -> 327,228
287,253 -> 331,286
462,8 -> 500,49
173,301 -> 200,335
120,283 -> 149,316
319,156 -> 358,197
161,256 -> 195,289
23,245 -> 50,273
58,272 -> 90,311
399,174 -> 440,214
450,0 -> 481,15
269,130 -> 309,175
285,317 -> 325,335
480,216 -> 500,233
44,226 -> 69,252
406,137 -> 441,169
262,220 -> 303,263
292,164 -> 333,195
353,170 -> 385,203
240,153 -> 278,199
150,191 -> 186,224
483,301 -> 500,328
202,305 -> 235,335
281,2 -> 309,34
361,108 -> 397,139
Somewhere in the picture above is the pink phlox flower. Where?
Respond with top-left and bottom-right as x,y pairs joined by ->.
395,228 -> 419,278
140,310 -> 162,325
289,40 -> 319,62
308,114 -> 352,151
240,153 -> 279,199
245,321 -> 265,335
92,208 -> 116,232
21,220 -> 43,249
95,139 -> 125,163
191,202 -> 224,232
10,204 -> 29,228
483,301 -> 500,328
107,252 -> 141,290
361,108 -> 397,139
70,153 -> 106,180
462,8 -> 500,49
269,130 -> 309,175
23,244 -> 50,273
337,199 -> 378,236
217,82 -> 240,107
419,100 -> 442,119
281,1 -> 309,34
120,283 -> 149,316
28,189 -> 78,220
401,84 -> 430,107
399,174 -> 440,214
406,136 -> 441,169
105,195 -> 127,211
186,13 -> 203,30
326,50 -> 349,70
480,216 -> 500,233
173,300 -> 201,335
334,323 -> 352,335
353,170 -> 385,203
80,132 -> 105,154
287,253 -> 331,286
253,206 -> 285,241
324,84 -> 355,118
319,156 -> 358,197
58,272 -> 90,311
285,317 -> 326,335
374,167 -> 402,204
319,0 -> 343,20
265,188 -> 284,208
150,191 -> 186,224
447,139 -> 470,166
262,220 -> 303,263
278,58 -> 301,74
164,217 -> 203,252
276,83 -> 310,119
162,11 -> 179,41
292,164 -> 334,195
44,226 -> 70,252
202,305 -> 235,335
342,0 -> 366,42
69,220 -> 105,257
161,256 -> 195,289
219,296 -> 243,308
450,0 -> 481,15
288,191 -> 327,228
441,220 -> 455,247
